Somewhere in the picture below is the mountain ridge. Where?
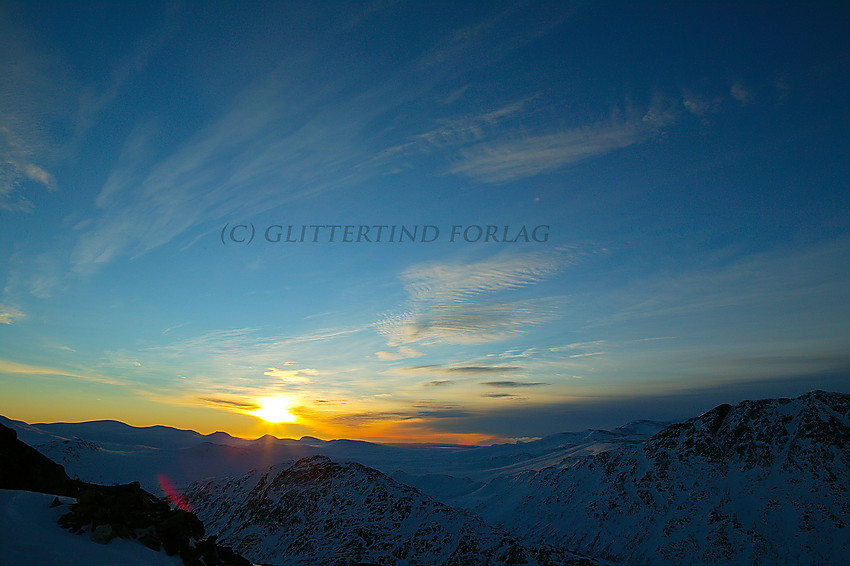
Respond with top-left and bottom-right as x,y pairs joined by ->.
458,390 -> 850,565
3,391 -> 848,565
185,454 -> 598,566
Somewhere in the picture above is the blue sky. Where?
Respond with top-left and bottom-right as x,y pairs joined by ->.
1,0 -> 849,442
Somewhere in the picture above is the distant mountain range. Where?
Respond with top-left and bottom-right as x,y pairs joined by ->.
2,390 -> 848,565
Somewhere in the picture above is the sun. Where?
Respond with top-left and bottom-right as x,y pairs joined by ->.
250,396 -> 298,423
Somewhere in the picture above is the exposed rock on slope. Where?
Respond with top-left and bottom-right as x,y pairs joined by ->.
0,424 -> 253,566
0,422 -> 78,497
57,481 -> 251,566
186,455 -> 597,566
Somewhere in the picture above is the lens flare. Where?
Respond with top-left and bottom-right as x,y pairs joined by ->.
157,474 -> 192,511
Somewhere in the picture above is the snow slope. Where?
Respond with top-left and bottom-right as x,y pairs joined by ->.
459,390 -> 850,565
184,456 -> 598,566
4,391 -> 847,565
0,489 -> 182,566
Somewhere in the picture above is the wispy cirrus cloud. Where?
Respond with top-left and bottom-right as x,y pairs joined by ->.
588,235 -> 850,334
548,340 -> 607,352
448,103 -> 677,183
264,367 -> 319,384
200,397 -> 261,411
0,3 -> 176,215
376,249 -> 572,354
0,358 -> 123,385
0,13 -> 63,213
380,299 -> 562,346
412,402 -> 477,420
730,82 -> 752,104
63,3 -> 580,275
389,91 -> 678,186
3,250 -> 66,300
446,365 -> 520,374
98,324 -> 372,408
682,89 -> 722,116
481,381 -> 547,388
376,346 -> 423,361
0,133 -> 56,211
401,364 -> 520,375
400,249 -> 569,304
388,98 -> 532,155
70,67 -> 407,274
0,304 -> 25,324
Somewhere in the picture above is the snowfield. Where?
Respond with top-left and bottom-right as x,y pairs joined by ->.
0,489 -> 183,566
2,390 -> 848,565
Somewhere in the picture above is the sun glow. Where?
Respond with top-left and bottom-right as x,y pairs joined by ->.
250,396 -> 298,423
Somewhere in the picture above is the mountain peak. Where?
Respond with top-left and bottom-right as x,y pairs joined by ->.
186,455 -> 598,565
646,390 -> 850,469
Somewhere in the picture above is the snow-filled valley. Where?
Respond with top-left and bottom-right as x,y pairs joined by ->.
2,390 -> 849,565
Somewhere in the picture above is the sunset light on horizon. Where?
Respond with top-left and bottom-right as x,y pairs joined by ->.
2,1 -> 849,445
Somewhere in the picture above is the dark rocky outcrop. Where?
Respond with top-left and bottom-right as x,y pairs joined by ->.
1,421 -> 251,566
57,481 -> 251,566
0,422 -> 78,496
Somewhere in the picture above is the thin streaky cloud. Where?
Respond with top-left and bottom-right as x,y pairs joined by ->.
380,299 -> 562,346
0,304 -> 25,324
162,322 -> 189,335
72,76 -> 378,273
69,3 -> 181,151
416,1 -> 575,77
66,3 -> 578,272
587,236 -> 850,331
481,381 -> 547,388
549,340 -> 607,352
59,5 -> 574,275
329,410 -> 415,426
399,365 -> 440,373
449,104 -> 676,184
730,83 -> 751,104
146,325 -> 364,358
0,10 -> 68,213
264,367 -> 318,384
0,358 -> 124,386
0,113 -> 57,214
446,365 -> 521,374
414,407 -> 477,419
376,250 -> 573,352
200,397 -> 261,411
392,98 -> 532,154
376,346 -> 423,361
401,249 -> 571,304
400,364 -> 519,375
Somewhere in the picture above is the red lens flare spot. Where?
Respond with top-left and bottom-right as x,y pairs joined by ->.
157,474 -> 192,512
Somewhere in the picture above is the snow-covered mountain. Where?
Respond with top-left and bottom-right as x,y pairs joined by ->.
184,455 -> 598,566
3,391 -> 848,565
457,390 -> 850,565
0,414 -> 666,500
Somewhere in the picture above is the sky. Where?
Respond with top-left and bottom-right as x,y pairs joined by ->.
1,0 -> 849,443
